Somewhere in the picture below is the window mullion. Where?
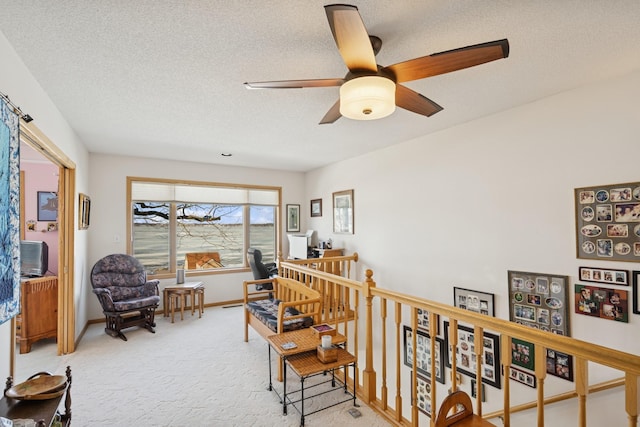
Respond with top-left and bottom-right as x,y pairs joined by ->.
170,202 -> 177,272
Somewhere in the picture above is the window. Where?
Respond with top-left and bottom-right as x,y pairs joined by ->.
128,178 -> 280,275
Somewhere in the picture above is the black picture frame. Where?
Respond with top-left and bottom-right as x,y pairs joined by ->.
37,191 -> 58,221
470,378 -> 486,402
416,308 -> 440,335
453,286 -> 495,316
403,325 -> 445,384
310,198 -> 322,217
286,204 -> 300,232
443,321 -> 501,389
508,366 -> 537,388
579,266 -> 628,286
633,271 -> 640,315
546,349 -> 574,382
412,371 -> 433,417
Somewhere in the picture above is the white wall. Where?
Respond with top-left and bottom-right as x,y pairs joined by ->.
87,153 -> 305,319
0,30 -> 90,379
305,70 -> 640,426
3,18 -> 638,422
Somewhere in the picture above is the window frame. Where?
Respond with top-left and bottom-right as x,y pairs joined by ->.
127,176 -> 281,278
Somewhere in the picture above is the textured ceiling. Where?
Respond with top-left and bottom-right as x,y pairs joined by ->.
1,1 -> 639,172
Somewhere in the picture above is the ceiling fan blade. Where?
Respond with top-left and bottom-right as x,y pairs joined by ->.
385,39 -> 509,83
319,100 -> 342,124
244,78 -> 344,89
325,4 -> 377,73
396,84 -> 443,117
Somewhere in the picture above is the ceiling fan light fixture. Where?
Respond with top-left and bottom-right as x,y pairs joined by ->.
339,76 -> 396,121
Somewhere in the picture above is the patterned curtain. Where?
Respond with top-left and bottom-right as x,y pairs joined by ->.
0,97 -> 20,324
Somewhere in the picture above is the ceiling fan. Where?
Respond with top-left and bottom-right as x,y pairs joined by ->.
244,4 -> 509,124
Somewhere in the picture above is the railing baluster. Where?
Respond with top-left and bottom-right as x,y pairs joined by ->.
395,301 -> 403,422
576,357 -> 588,427
473,325 -> 485,417
625,372 -> 640,427
501,335 -> 512,427
380,297 -> 388,410
535,345 -> 547,427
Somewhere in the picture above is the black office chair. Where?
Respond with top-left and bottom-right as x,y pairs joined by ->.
247,248 -> 278,290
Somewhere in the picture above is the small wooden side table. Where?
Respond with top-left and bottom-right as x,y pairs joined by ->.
163,281 -> 204,323
267,328 -> 346,411
284,348 -> 357,426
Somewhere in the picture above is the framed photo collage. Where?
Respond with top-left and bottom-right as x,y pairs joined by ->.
575,181 -> 640,262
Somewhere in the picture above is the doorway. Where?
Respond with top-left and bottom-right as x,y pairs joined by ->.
11,121 -> 76,379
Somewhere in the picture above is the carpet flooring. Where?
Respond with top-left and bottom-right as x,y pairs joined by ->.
14,305 -> 391,426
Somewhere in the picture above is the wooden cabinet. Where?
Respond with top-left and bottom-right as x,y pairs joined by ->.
16,276 -> 58,354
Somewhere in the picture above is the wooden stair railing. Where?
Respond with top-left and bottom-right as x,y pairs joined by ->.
273,263 -> 640,427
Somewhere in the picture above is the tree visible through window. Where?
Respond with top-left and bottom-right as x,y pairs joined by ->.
128,179 -> 279,275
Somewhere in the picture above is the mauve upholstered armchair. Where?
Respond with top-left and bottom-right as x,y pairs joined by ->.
90,254 -> 160,341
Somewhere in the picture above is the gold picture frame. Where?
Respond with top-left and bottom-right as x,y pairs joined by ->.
79,193 -> 91,230
332,189 -> 354,234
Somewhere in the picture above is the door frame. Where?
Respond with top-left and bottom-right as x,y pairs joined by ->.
10,120 -> 76,376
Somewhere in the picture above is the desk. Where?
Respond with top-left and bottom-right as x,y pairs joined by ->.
312,248 -> 343,258
267,328 -> 346,412
0,367 -> 71,427
163,282 -> 204,322
285,348 -> 357,426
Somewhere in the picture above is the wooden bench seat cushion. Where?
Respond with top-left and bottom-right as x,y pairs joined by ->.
246,298 -> 314,333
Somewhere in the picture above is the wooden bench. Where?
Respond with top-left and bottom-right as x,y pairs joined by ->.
243,276 -> 322,343
435,390 -> 495,427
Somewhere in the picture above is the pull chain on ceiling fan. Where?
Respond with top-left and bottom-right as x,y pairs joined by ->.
244,4 -> 509,124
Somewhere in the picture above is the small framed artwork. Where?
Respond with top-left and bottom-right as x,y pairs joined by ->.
37,191 -> 58,221
79,193 -> 91,230
412,371 -> 433,417
546,349 -> 573,381
444,321 -> 501,389
403,325 -> 445,384
333,189 -> 354,234
416,308 -> 439,335
575,283 -> 628,322
470,378 -> 486,402
508,366 -> 537,388
286,204 -> 300,232
310,198 -> 322,217
633,271 -> 640,314
579,266 -> 628,286
454,286 -> 495,316
511,338 -> 535,371
508,270 -> 571,336
575,181 -> 640,262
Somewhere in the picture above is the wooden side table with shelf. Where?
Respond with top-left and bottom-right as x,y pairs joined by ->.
284,348 -> 357,426
266,328 -> 347,415
0,366 -> 72,427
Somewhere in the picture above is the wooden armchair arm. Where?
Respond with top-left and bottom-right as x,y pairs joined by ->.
243,278 -> 276,303
276,296 -> 322,334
